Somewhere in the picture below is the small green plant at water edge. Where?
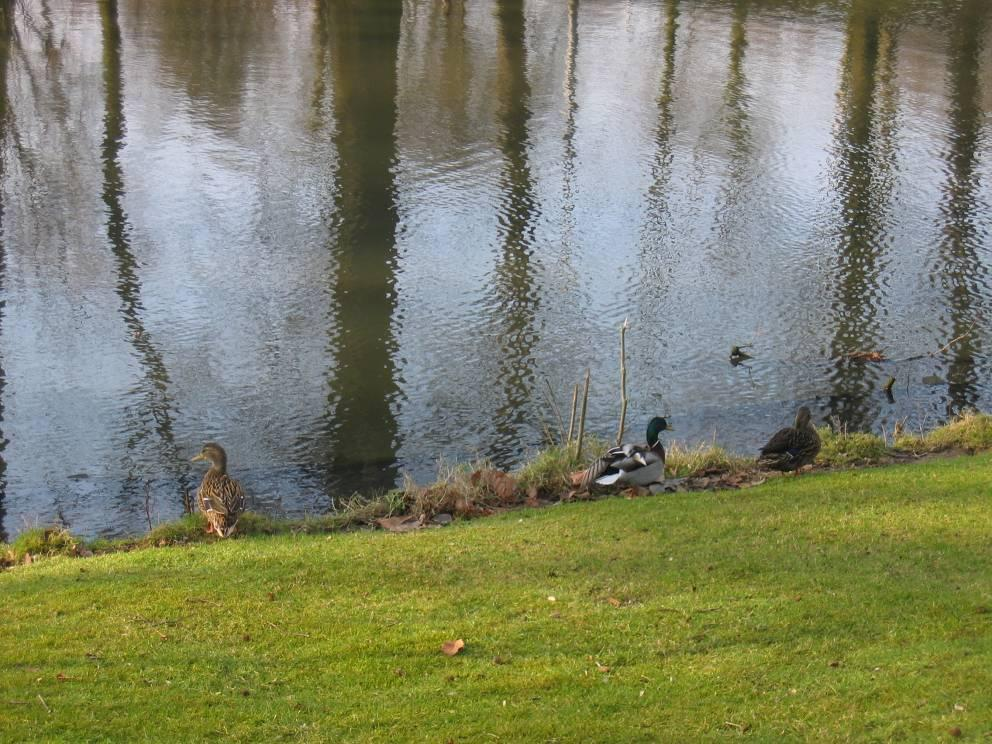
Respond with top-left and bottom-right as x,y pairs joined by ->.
7,526 -> 80,561
816,425 -> 888,466
143,513 -> 208,544
515,443 -> 583,493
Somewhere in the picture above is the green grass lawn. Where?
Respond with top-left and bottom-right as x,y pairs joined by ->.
2,455 -> 991,741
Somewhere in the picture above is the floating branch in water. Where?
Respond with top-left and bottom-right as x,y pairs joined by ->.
934,326 -> 975,356
888,322 -> 977,364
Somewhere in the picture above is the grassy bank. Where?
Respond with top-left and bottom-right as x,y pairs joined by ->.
6,412 -> 992,567
2,453 -> 991,740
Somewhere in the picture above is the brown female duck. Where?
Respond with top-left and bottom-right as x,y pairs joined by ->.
191,442 -> 246,537
757,406 -> 821,471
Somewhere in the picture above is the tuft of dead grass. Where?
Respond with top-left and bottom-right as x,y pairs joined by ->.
664,441 -> 752,478
400,458 -> 523,519
894,410 -> 992,455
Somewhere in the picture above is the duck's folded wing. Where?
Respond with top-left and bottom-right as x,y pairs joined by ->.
578,456 -> 613,489
759,426 -> 795,456
578,443 -> 649,489
220,478 -> 246,513
200,493 -> 229,516
610,451 -> 647,471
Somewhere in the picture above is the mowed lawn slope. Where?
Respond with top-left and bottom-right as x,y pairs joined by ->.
2,456 -> 991,742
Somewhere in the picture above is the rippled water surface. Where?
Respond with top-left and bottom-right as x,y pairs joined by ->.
0,0 -> 990,537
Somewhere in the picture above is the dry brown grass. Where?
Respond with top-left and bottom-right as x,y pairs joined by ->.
664,441 -> 752,478
894,410 -> 992,455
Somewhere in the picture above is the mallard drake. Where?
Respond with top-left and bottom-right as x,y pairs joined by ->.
579,417 -> 673,489
757,406 -> 821,471
191,442 -> 246,537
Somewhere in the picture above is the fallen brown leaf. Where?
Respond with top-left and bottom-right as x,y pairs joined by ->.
471,469 -> 518,503
607,597 -> 622,608
596,663 -> 610,673
490,471 -> 517,503
441,639 -> 465,657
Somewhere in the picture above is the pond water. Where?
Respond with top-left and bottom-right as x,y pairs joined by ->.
0,0 -> 990,538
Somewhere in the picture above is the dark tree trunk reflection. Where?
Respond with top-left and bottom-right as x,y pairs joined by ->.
487,0 -> 540,464
311,0 -> 403,498
826,0 -> 898,430
100,0 -> 191,511
935,0 -> 989,415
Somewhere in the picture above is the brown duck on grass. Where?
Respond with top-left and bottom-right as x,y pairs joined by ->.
191,442 -> 246,537
758,406 -> 821,471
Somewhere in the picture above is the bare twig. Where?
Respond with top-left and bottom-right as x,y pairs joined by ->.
143,482 -> 153,531
934,325 -> 975,356
888,322 -> 977,363
538,416 -> 558,448
133,614 -> 169,639
36,694 -> 51,714
186,597 -> 222,607
617,318 -> 629,447
543,378 -> 567,445
566,383 -> 579,445
576,370 -> 591,458
266,621 -> 312,639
